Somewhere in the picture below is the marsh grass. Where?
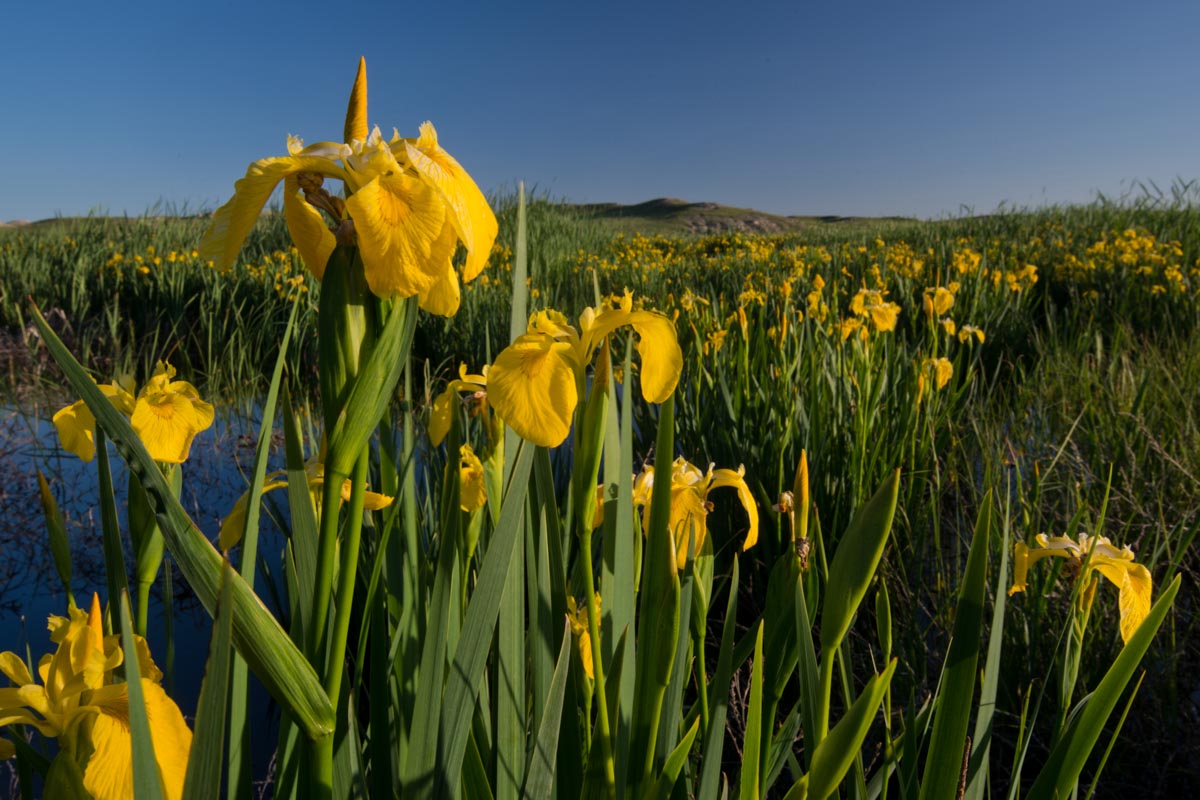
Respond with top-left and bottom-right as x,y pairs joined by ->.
3,192 -> 1199,792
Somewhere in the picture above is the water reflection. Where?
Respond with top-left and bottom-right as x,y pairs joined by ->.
0,403 -> 288,793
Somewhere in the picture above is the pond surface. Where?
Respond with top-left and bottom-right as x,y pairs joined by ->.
0,403 -> 290,794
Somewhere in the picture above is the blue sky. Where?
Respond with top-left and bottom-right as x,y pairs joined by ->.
3,0 -> 1199,222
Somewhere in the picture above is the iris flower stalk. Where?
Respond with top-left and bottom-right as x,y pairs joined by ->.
200,57 -> 496,798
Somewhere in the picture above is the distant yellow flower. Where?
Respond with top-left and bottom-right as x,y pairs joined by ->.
428,364 -> 489,446
487,290 -> 682,448
633,457 -> 759,571
566,594 -> 599,680
849,288 -> 901,333
458,444 -> 487,512
925,286 -> 955,316
219,449 -> 393,550
0,595 -> 192,799
199,58 -> 496,315
52,363 -> 212,465
957,325 -> 985,344
130,362 -> 215,464
1009,533 -> 1152,644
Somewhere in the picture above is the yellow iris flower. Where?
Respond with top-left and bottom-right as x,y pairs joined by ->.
487,290 -> 683,448
219,450 -> 393,551
53,362 -> 214,464
566,594 -> 600,681
633,457 -> 759,571
458,444 -> 487,513
428,364 -> 489,447
849,288 -> 902,333
0,595 -> 191,799
199,57 -> 497,315
1009,533 -> 1153,644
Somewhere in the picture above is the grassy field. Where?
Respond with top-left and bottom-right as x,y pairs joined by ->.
2,193 -> 1198,794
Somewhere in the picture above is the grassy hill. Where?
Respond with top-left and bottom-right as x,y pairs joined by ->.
562,196 -> 916,236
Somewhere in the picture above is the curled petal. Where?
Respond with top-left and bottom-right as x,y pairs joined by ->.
404,122 -> 499,283
709,466 -> 760,552
488,333 -> 579,447
1008,539 -> 1074,595
200,155 -> 348,272
580,306 -> 682,403
283,176 -> 336,280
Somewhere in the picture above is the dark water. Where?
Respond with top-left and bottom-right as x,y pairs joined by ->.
0,404 -> 289,794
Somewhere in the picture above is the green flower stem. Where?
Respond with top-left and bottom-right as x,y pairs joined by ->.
324,451 -> 370,703
578,525 -> 617,794
309,458 -> 347,660
815,649 -> 836,746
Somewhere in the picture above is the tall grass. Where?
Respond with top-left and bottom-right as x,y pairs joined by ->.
3,192 -> 1199,793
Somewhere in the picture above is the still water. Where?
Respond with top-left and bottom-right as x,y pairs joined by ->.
0,403 -> 289,794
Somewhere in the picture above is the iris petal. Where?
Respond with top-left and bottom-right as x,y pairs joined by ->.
200,156 -> 348,272
283,176 -> 336,280
487,333 -> 578,447
405,122 -> 498,283
345,172 -> 452,298
709,466 -> 760,552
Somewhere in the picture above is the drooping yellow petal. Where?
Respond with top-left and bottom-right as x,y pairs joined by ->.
488,334 -> 579,447
709,466 -> 760,552
418,229 -> 464,316
199,155 -> 348,272
404,122 -> 499,283
219,479 -> 289,551
283,175 -> 336,280
0,737 -> 12,760
580,302 -> 682,404
52,382 -> 136,462
53,400 -> 99,462
80,680 -> 192,800
429,385 -> 458,447
343,57 -> 369,145
670,486 -> 710,570
345,169 -> 454,298
1092,558 -> 1153,644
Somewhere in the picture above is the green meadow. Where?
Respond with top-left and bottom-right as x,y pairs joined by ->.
1,186 -> 1197,796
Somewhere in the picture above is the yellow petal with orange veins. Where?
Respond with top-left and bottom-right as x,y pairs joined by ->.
82,680 -> 193,800
404,123 -> 499,283
283,175 -> 336,280
343,57 -> 369,145
199,155 -> 348,272
488,333 -> 579,447
130,393 -> 201,464
345,172 -> 451,298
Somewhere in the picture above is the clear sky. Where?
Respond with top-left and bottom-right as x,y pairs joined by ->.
3,0 -> 1199,222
